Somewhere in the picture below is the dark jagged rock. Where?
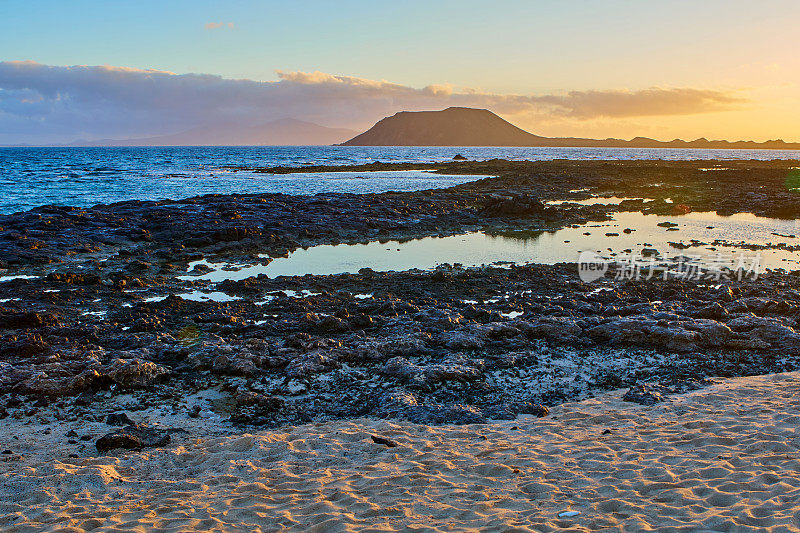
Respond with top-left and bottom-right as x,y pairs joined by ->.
622,384 -> 667,406
0,311 -> 60,329
95,424 -> 171,453
106,358 -> 169,388
106,413 -> 134,426
518,403 -> 550,417
370,435 -> 398,447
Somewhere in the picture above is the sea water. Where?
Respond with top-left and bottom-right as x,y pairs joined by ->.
2,145 -> 800,214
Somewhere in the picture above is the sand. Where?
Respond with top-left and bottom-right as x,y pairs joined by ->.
3,373 -> 800,532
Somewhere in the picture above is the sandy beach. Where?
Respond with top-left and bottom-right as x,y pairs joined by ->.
2,372 -> 800,532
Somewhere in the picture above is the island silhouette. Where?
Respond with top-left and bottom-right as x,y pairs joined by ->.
341,107 -> 800,149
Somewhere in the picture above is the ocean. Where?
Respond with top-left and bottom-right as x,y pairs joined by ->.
1,145 -> 800,214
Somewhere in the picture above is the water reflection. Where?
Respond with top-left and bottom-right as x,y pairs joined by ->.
185,211 -> 800,281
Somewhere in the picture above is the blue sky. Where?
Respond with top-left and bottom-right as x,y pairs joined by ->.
1,0 -> 798,143
3,0 -> 796,91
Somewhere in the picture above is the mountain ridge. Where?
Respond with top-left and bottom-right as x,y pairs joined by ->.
85,119 -> 357,147
1,119 -> 358,147
340,107 -> 800,149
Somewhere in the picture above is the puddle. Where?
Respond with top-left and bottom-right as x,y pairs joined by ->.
180,211 -> 800,280
0,275 -> 39,282
546,196 -> 655,206
255,290 -> 320,305
586,287 -> 614,297
145,291 -> 241,303
81,310 -> 108,318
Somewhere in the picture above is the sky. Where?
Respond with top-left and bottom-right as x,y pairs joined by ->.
1,0 -> 798,144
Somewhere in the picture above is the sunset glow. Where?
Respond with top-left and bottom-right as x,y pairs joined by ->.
1,0 -> 798,144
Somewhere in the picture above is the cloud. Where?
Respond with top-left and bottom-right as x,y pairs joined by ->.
532,88 -> 746,119
0,61 -> 747,143
204,22 -> 234,30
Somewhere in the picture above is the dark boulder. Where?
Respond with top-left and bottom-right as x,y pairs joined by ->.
106,413 -> 135,426
95,424 -> 171,453
622,384 -> 666,406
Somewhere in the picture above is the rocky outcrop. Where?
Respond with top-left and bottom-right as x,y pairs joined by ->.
95,424 -> 172,453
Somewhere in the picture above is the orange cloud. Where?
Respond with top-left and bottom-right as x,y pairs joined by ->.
532,88 -> 747,119
0,61 -> 753,144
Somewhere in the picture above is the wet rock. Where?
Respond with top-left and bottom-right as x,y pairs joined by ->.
0,311 -> 60,329
0,333 -> 50,359
370,435 -> 398,447
211,353 -> 259,377
230,391 -> 286,425
382,357 -> 420,380
45,272 -> 100,285
187,263 -> 214,276
518,317 -> 586,345
382,357 -> 480,388
622,384 -> 666,406
286,350 -> 338,378
70,369 -> 107,394
95,424 -> 171,453
377,390 -> 487,425
315,314 -> 349,333
587,317 -> 702,352
479,194 -> 551,219
125,260 -> 151,273
234,391 -> 284,411
518,403 -> 550,417
106,413 -> 135,426
13,368 -> 105,397
106,358 -> 168,388
444,331 -> 486,349
347,312 -> 374,329
693,303 -> 727,319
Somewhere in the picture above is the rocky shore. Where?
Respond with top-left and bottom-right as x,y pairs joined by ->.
2,158 -> 800,451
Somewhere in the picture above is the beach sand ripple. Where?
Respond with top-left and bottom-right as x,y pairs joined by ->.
4,373 -> 800,531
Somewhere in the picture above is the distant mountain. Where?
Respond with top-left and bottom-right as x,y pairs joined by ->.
76,119 -> 358,146
340,107 -> 800,149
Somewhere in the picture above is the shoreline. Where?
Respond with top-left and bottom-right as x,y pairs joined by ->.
3,158 -> 800,271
